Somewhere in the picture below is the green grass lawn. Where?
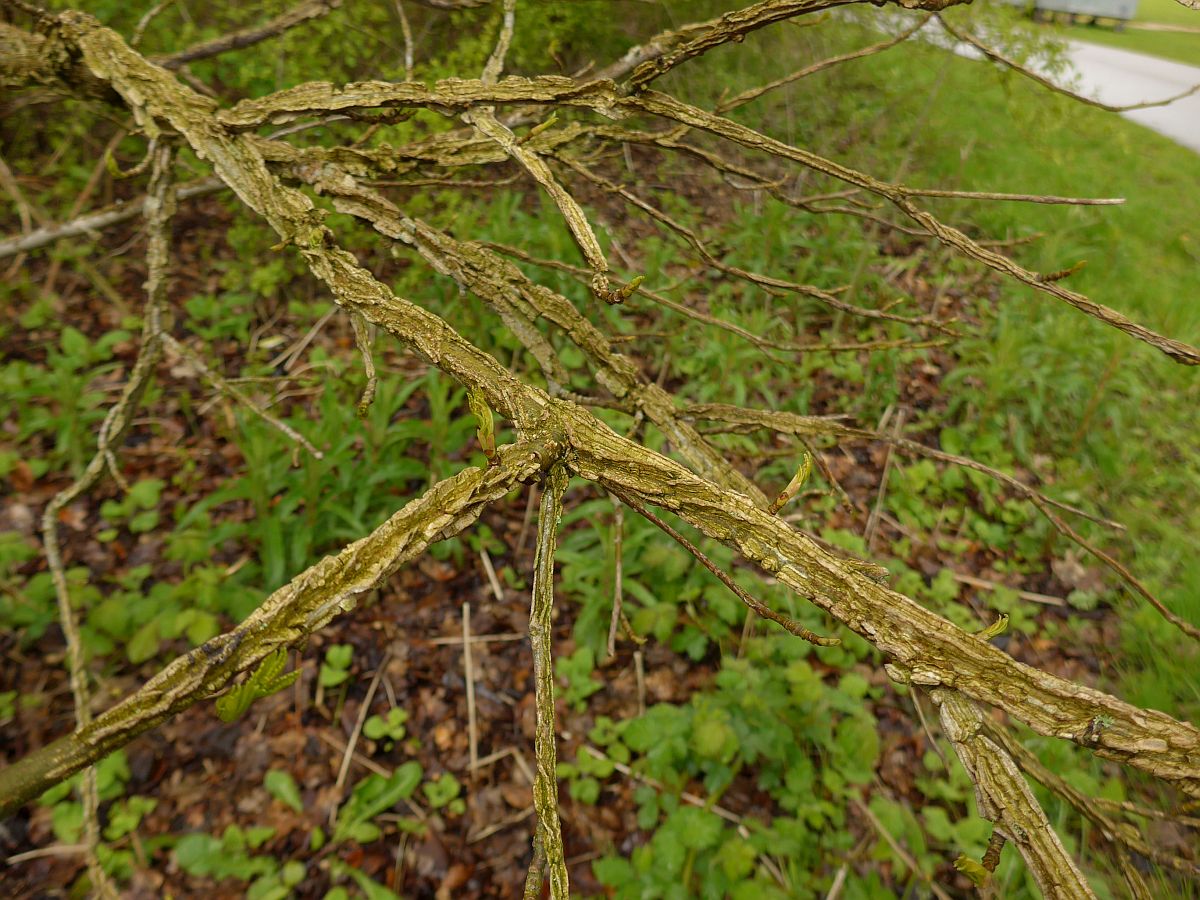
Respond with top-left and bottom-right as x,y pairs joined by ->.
1054,0 -> 1200,66
1063,21 -> 1200,66
1127,0 -> 1200,28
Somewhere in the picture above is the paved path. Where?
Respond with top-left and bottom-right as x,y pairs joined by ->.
933,20 -> 1200,154
1062,40 -> 1200,154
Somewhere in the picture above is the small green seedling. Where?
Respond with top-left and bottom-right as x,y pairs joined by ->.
99,477 -> 165,537
421,773 -> 464,814
363,708 -> 409,751
556,646 -> 604,711
319,643 -> 354,688
333,763 -> 422,844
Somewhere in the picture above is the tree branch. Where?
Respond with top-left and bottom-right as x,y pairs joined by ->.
0,177 -> 222,259
933,689 -> 1097,899
157,0 -> 342,70
527,465 -> 570,899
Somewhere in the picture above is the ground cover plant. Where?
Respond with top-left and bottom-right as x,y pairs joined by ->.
1,0 -> 1199,897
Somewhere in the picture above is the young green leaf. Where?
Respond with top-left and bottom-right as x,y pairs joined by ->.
768,451 -> 813,514
215,650 -> 299,722
465,386 -> 496,465
954,854 -> 991,887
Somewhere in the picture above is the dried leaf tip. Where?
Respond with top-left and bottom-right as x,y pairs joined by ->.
1039,260 -> 1087,284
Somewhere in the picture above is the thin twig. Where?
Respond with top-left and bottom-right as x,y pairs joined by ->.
334,653 -> 389,793
516,484 -> 539,557
738,607 -> 757,658
824,861 -> 849,900
394,0 -> 414,81
560,157 -> 951,333
824,836 -> 871,900
716,16 -> 933,113
481,0 -> 516,85
5,844 -> 87,866
267,304 -> 337,371
317,730 -> 397,778
1029,492 -> 1200,640
606,496 -> 624,660
480,548 -> 505,602
38,144 -> 176,900
800,436 -> 854,513
853,797 -> 956,900
864,408 -> 904,551
624,91 -> 1200,364
162,334 -> 324,459
481,240 -> 949,356
613,489 -> 839,646
463,601 -> 479,777
911,689 -> 950,770
470,745 -> 535,784
0,154 -> 33,279
684,402 -> 1123,530
1090,796 -> 1200,830
131,0 -> 170,46
468,806 -> 534,844
512,747 -> 537,787
41,130 -> 125,304
937,15 -> 1200,114
900,186 -> 1122,206
951,572 -> 1065,608
0,177 -> 224,260
158,0 -> 342,69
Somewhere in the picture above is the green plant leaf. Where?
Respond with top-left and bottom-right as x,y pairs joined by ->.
334,762 -> 423,843
264,769 -> 304,813
954,854 -> 991,886
215,650 -> 300,722
126,620 -> 160,664
421,772 -> 461,809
